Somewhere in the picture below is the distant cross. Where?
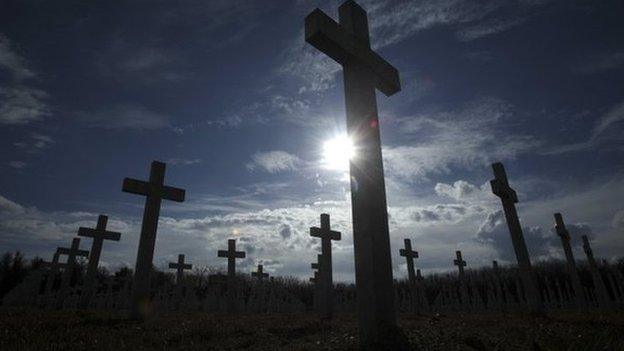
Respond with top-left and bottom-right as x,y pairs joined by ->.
78,214 -> 121,308
453,250 -> 466,277
42,250 -> 67,294
305,0 -> 401,344
554,213 -> 585,307
311,254 -> 322,271
123,160 -> 185,319
490,162 -> 543,314
252,264 -> 269,281
169,254 -> 192,285
492,260 -> 500,275
415,269 -> 424,282
581,235 -> 611,307
56,238 -> 89,309
399,238 -> 418,283
218,239 -> 246,312
310,213 -> 340,319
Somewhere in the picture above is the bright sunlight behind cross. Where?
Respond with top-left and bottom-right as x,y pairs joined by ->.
322,135 -> 355,172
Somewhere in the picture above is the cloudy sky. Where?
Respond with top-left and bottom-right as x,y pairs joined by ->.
1,0 -> 623,282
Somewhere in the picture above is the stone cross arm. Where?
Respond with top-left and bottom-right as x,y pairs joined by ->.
78,227 -> 121,241
454,251 -> 466,267
169,260 -> 192,271
310,227 -> 341,241
217,250 -> 246,259
122,178 -> 185,202
252,264 -> 269,278
58,246 -> 89,258
304,3 -> 400,96
399,239 -> 418,258
490,162 -> 518,203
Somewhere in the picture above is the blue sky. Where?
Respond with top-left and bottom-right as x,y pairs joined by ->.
1,0 -> 623,282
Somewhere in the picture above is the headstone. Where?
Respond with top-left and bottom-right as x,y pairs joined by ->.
453,250 -> 466,279
581,235 -> 610,308
42,250 -> 67,296
399,239 -> 418,283
56,238 -> 89,309
218,239 -> 245,312
252,264 -> 269,281
168,254 -> 192,310
554,213 -> 585,307
305,2 -> 403,346
123,160 -> 185,319
77,215 -> 122,308
310,213 -> 341,319
490,162 -> 544,314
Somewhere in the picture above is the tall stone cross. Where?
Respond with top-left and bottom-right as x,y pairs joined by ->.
305,1 -> 401,343
399,238 -> 419,283
453,250 -> 466,278
42,250 -> 67,294
218,239 -> 246,312
490,162 -> 544,313
78,215 -> 121,308
581,235 -> 610,307
554,213 -> 585,307
252,264 -> 269,281
169,254 -> 192,285
310,213 -> 341,319
56,238 -> 89,309
123,160 -> 185,319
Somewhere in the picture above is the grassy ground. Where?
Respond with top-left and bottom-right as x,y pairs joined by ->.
1,307 -> 623,350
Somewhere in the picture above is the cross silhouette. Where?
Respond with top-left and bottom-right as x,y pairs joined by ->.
399,238 -> 418,283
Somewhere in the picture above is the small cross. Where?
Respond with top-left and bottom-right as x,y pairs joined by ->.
490,162 -> 518,203
415,269 -> 424,282
399,238 -> 418,283
218,239 -> 246,276
311,254 -> 322,271
58,237 -> 89,262
78,215 -> 121,287
453,250 -> 466,276
252,264 -> 269,280
168,254 -> 192,284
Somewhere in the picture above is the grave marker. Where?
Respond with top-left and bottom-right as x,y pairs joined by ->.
305,1 -> 402,345
310,213 -> 341,319
123,161 -> 185,319
252,264 -> 269,281
56,238 -> 89,309
78,215 -> 121,308
399,239 -> 418,283
581,235 -> 610,307
490,162 -> 544,314
218,239 -> 245,312
554,213 -> 585,307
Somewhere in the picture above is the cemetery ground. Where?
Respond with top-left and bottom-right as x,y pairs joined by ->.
1,307 -> 623,350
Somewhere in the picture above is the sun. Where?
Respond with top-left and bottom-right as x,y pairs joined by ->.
322,134 -> 355,171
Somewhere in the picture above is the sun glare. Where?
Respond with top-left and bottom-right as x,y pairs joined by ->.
322,135 -> 355,171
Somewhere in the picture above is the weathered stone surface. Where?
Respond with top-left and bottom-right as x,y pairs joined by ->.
490,162 -> 544,314
305,1 -> 404,346
122,161 -> 185,319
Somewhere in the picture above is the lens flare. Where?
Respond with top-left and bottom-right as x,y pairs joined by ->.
322,135 -> 354,171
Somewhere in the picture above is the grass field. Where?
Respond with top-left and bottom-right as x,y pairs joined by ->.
1,307 -> 623,350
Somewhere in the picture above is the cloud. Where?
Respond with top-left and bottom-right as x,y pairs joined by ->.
543,100 -> 624,155
246,151 -> 303,173
13,133 -> 55,153
573,52 -> 624,74
78,103 -> 170,130
0,194 -> 25,215
434,180 -> 490,202
7,161 -> 27,169
0,34 -> 36,80
384,97 -> 539,181
166,158 -> 202,166
0,86 -> 50,125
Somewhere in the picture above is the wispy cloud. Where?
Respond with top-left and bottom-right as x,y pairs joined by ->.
13,133 -> 55,153
384,97 -> 539,181
572,51 -> 624,74
166,158 -> 202,166
543,100 -> 624,155
246,151 -> 303,173
0,34 -> 49,125
77,103 -> 170,130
